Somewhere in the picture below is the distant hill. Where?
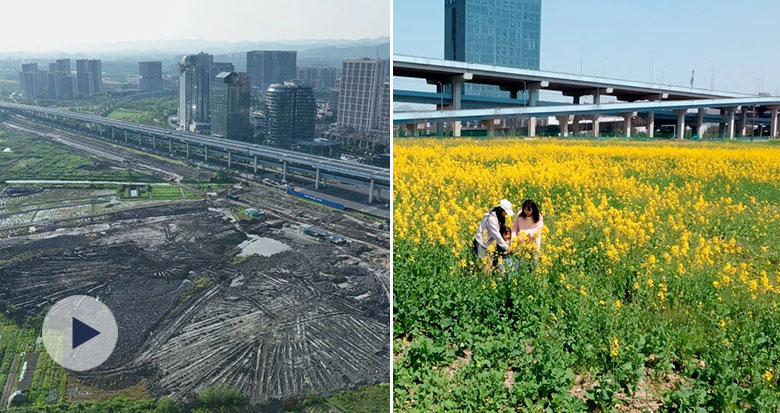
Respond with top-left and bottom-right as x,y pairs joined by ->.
1,37 -> 390,58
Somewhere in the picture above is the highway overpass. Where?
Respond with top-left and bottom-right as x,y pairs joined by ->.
393,55 -> 774,139
394,97 -> 780,139
0,102 -> 389,203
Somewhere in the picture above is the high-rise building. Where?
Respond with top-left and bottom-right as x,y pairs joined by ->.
337,58 -> 389,133
139,61 -> 163,91
47,59 -> 75,100
211,71 -> 251,141
296,66 -> 340,89
265,82 -> 316,149
376,81 -> 390,136
76,59 -> 102,97
211,62 -> 234,80
19,63 -> 42,98
246,50 -> 297,91
178,52 -> 213,134
445,0 -> 541,96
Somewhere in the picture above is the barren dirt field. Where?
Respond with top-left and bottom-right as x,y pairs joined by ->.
0,123 -> 390,410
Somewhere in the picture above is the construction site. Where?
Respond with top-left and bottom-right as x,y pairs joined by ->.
0,115 -> 390,410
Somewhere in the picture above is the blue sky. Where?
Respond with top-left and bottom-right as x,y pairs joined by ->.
394,0 -> 780,96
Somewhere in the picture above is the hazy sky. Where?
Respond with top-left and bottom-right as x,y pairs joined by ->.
0,0 -> 390,52
394,0 -> 780,96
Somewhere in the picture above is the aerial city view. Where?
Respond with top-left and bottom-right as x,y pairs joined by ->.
393,0 -> 780,411
0,1 -> 389,412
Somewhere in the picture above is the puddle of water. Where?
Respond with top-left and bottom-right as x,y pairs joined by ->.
237,235 -> 290,257
209,207 -> 237,223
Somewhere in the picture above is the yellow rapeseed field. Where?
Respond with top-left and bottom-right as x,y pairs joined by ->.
393,138 -> 780,411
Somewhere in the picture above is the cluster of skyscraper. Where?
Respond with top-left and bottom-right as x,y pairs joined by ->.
19,58 -> 103,100
176,49 -> 390,152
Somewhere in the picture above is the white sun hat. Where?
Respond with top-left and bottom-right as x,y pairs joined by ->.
498,199 -> 514,217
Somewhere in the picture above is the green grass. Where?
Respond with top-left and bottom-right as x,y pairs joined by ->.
329,384 -> 390,413
107,108 -> 145,122
0,130 -> 158,182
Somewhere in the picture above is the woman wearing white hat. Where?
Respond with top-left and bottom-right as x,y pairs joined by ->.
472,199 -> 514,270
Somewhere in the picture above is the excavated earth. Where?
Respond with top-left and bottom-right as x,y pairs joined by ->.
0,200 -> 390,407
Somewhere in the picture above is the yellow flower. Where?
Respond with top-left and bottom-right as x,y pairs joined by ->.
718,319 -> 726,329
615,300 -> 622,309
610,337 -> 619,357
764,370 -> 773,382
580,286 -> 587,296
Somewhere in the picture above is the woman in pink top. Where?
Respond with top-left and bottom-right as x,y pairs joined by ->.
512,199 -> 544,251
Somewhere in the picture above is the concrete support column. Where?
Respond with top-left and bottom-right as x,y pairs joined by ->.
572,115 -> 581,134
621,112 -> 637,138
556,115 -> 571,137
674,109 -> 687,140
186,142 -> 190,158
770,107 -> 779,138
253,155 -> 258,173
315,168 -> 321,189
204,146 -> 208,162
592,89 -> 603,137
227,151 -> 232,168
740,106 -> 749,137
726,109 -> 737,139
435,83 -> 444,136
527,83 -> 546,137
152,136 -> 156,150
111,128 -> 115,140
368,179 -> 375,203
452,79 -> 464,137
168,139 -> 172,153
483,119 -> 496,137
647,111 -> 655,138
696,108 -> 706,139
124,130 -> 128,144
282,161 -> 287,182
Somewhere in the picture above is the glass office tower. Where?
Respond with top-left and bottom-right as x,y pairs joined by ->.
445,0 -> 541,97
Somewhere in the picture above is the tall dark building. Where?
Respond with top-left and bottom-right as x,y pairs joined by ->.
211,62 -> 234,80
19,63 -> 42,98
211,71 -> 251,141
76,59 -> 102,97
265,82 -> 316,148
47,59 -> 75,100
139,61 -> 163,91
246,50 -> 297,91
445,0 -> 541,96
178,52 -> 213,133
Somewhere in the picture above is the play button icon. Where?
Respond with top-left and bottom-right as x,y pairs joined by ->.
42,295 -> 118,371
72,317 -> 101,349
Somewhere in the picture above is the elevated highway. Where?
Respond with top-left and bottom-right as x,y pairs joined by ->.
0,102 -> 389,202
393,55 -> 774,139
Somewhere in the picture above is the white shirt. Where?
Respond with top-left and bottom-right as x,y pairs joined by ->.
474,211 -> 509,251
